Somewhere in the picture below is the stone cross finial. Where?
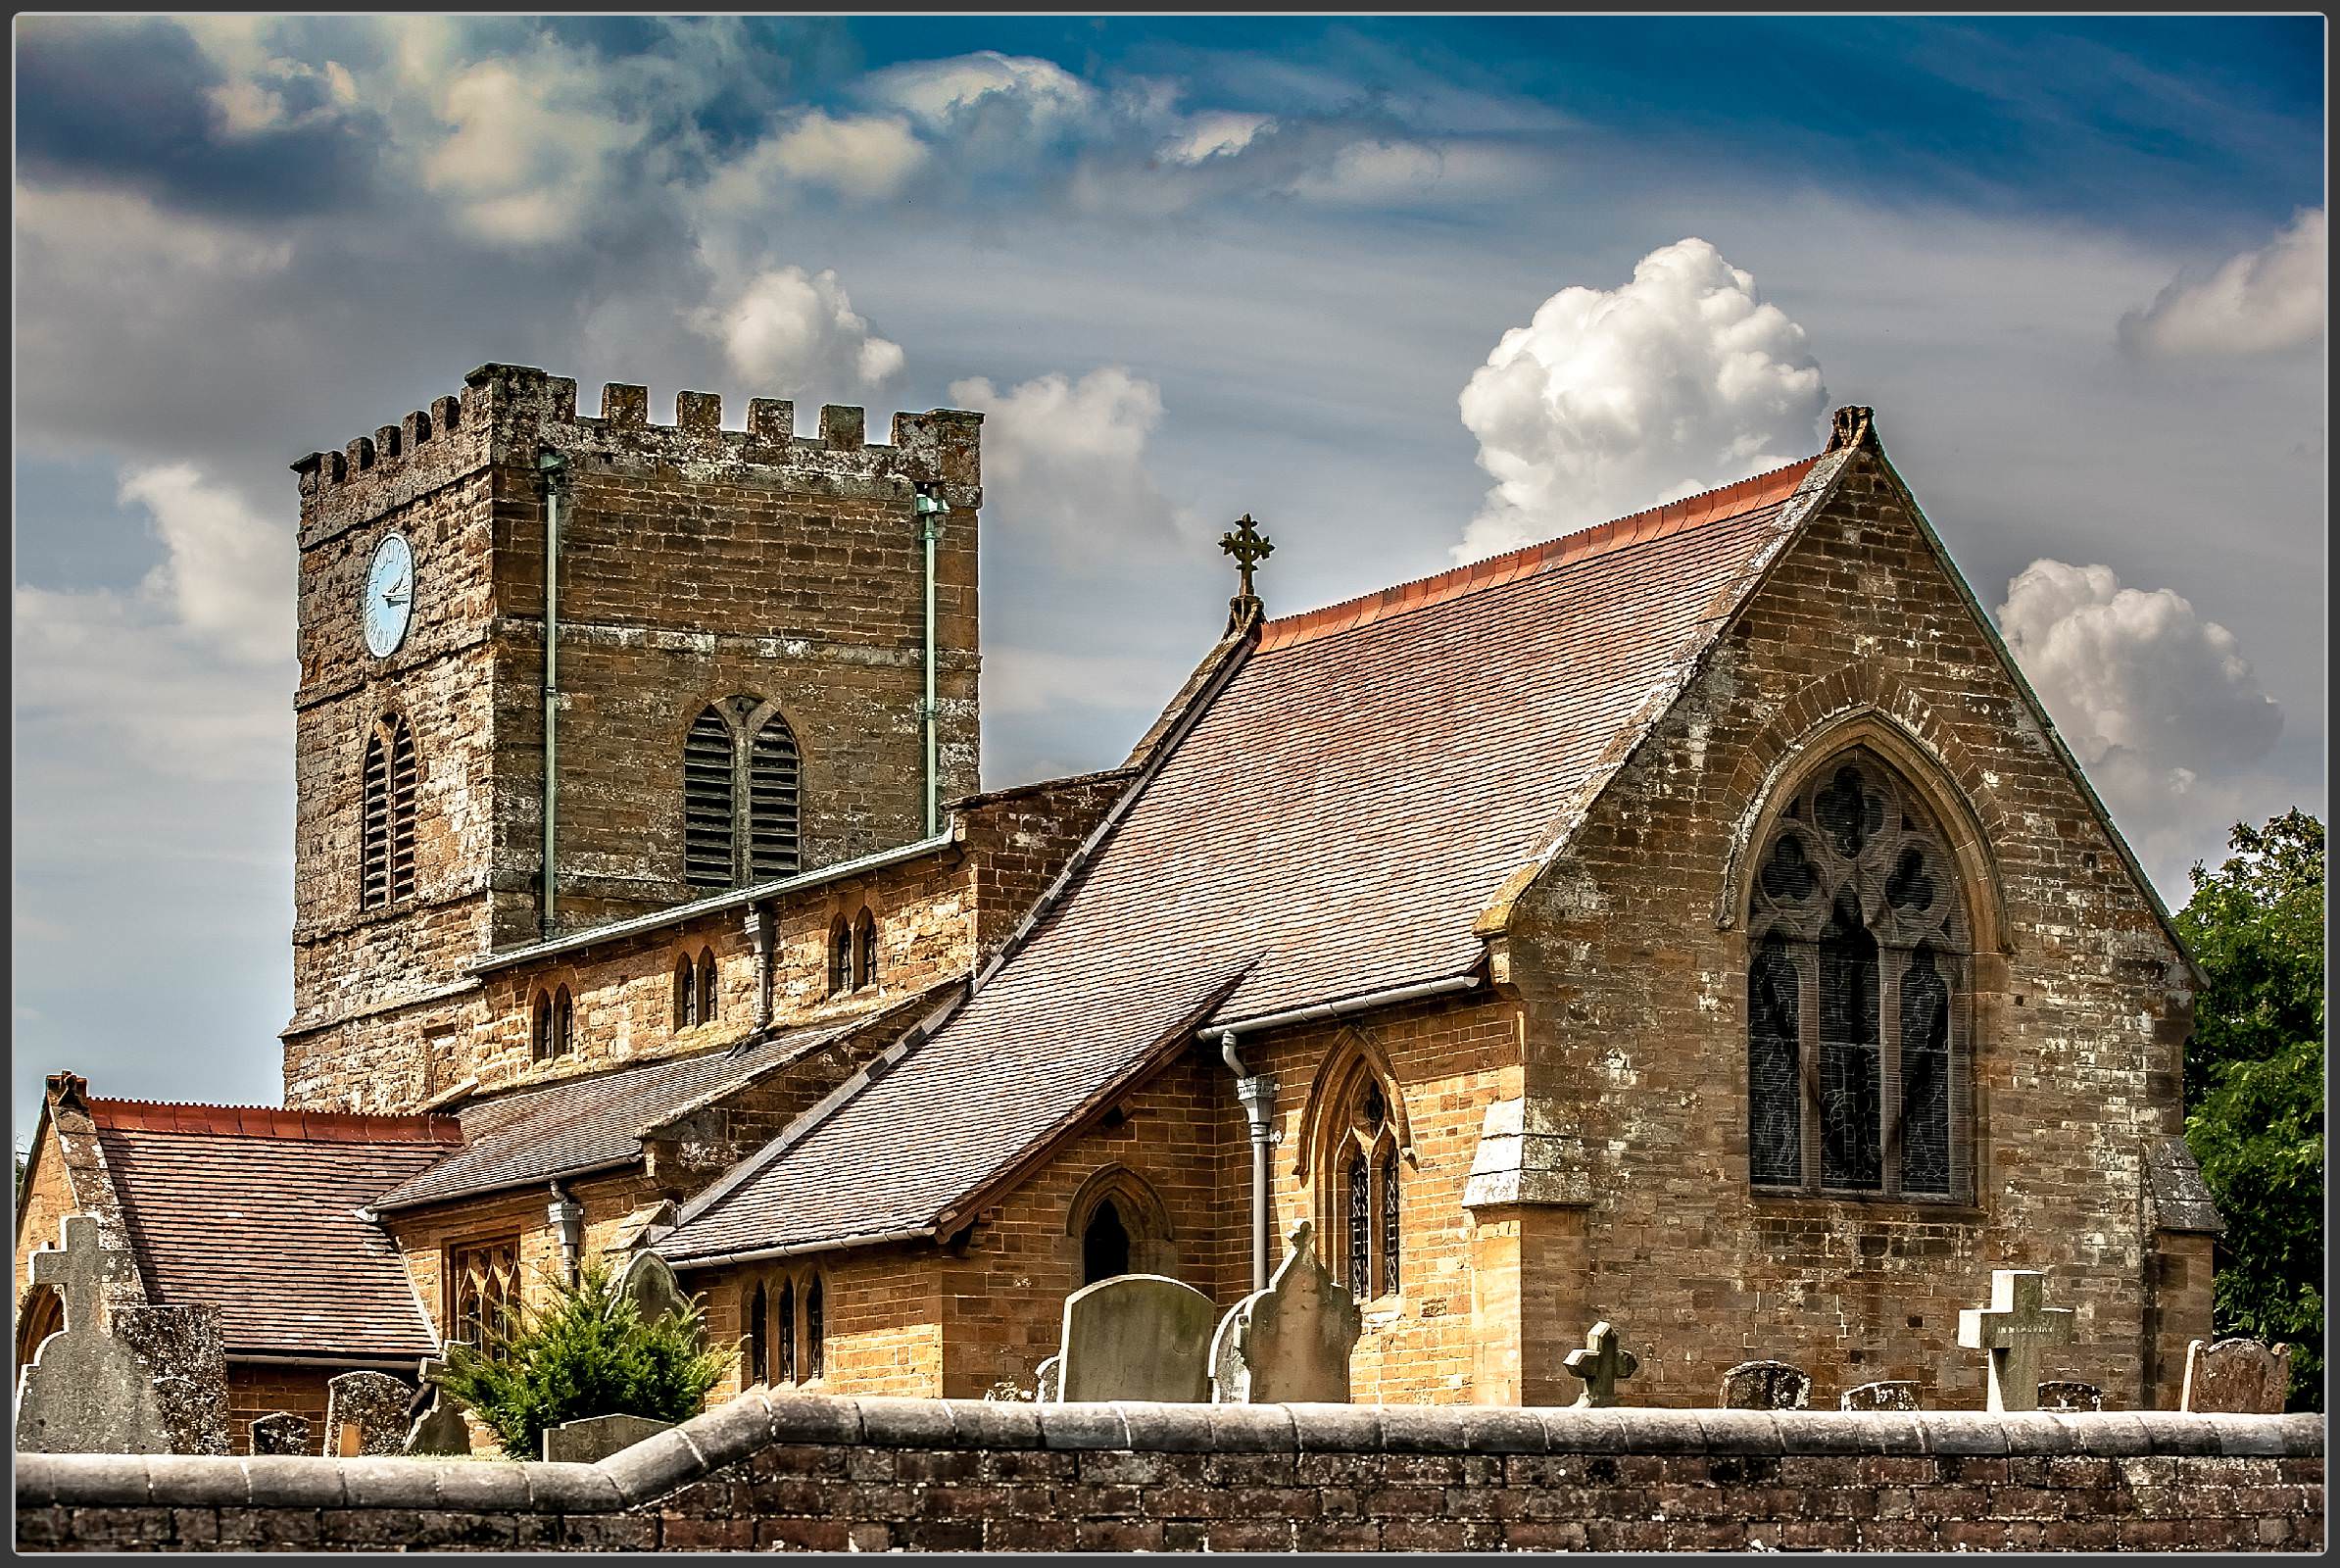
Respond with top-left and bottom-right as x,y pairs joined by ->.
1220,514 -> 1274,600
30,1214 -> 124,1335
1956,1269 -> 2074,1412
1562,1320 -> 1638,1408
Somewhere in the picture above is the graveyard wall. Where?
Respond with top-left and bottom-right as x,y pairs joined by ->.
1500,438 -> 2209,1411
16,1396 -> 2323,1553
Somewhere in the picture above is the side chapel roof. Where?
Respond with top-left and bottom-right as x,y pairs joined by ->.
658,452 -> 1841,1266
84,1099 -> 456,1361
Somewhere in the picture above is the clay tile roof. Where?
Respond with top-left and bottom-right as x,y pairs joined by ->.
658,455 -> 1830,1266
368,1015 -> 870,1212
88,1103 -> 452,1361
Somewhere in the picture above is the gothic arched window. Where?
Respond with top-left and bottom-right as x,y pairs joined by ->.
827,917 -> 853,997
673,955 -> 698,1030
698,947 -> 718,1024
775,1278 -> 797,1385
361,714 -> 417,909
1747,749 -> 1971,1200
743,1281 -> 768,1387
1328,1075 -> 1403,1300
804,1275 -> 825,1381
546,986 -> 574,1059
853,908 -> 878,991
1082,1199 -> 1132,1285
531,991 -> 553,1061
682,707 -> 736,889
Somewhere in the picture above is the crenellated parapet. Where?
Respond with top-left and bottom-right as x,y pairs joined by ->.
291,363 -> 982,548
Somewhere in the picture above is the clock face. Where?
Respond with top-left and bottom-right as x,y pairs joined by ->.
363,532 -> 415,658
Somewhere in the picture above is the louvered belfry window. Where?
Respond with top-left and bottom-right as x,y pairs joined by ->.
1746,751 -> 1970,1200
361,715 -> 417,909
682,708 -> 736,889
682,701 -> 803,889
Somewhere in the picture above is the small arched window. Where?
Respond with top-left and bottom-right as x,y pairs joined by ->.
682,707 -> 736,889
361,714 -> 418,909
531,991 -> 553,1061
775,1278 -> 798,1385
698,947 -> 718,1024
1082,1199 -> 1132,1285
1747,749 -> 1971,1200
743,1281 -> 768,1388
550,986 -> 575,1059
673,956 -> 698,1030
804,1275 -> 825,1381
827,917 -> 853,997
853,909 -> 878,991
747,714 -> 802,881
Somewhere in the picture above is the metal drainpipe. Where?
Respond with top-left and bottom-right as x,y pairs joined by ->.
913,485 -> 947,837
747,904 -> 775,1031
1220,1031 -> 1278,1294
547,1181 -> 584,1286
539,450 -> 567,938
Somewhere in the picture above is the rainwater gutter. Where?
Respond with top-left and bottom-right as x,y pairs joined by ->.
539,449 -> 568,938
1210,972 -> 1484,1041
661,1225 -> 937,1272
913,485 -> 947,837
223,1353 -> 422,1372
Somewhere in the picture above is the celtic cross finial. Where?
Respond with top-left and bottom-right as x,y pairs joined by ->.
1220,514 -> 1273,600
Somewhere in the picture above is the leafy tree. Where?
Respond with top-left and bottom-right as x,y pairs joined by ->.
438,1259 -> 730,1460
2176,809 -> 2324,1411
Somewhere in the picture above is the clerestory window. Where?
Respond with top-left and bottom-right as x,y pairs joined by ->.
1747,750 -> 1971,1201
682,699 -> 802,890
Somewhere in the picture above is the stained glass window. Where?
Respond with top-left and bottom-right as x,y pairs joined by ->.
1377,1151 -> 1400,1298
1746,749 -> 1968,1200
449,1238 -> 521,1357
1346,1152 -> 1370,1294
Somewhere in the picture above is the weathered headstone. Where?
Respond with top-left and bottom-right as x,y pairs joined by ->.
1955,1270 -> 2073,1413
14,1214 -> 175,1454
543,1412 -> 673,1462
1720,1359 -> 1811,1410
1562,1321 -> 1639,1408
615,1250 -> 691,1327
323,1371 -> 414,1457
401,1359 -> 471,1456
1035,1355 -> 1061,1403
2179,1338 -> 2293,1414
2036,1380 -> 2103,1412
1839,1380 -> 1921,1412
1210,1220 -> 1362,1404
1055,1275 -> 1214,1403
249,1411 -> 311,1456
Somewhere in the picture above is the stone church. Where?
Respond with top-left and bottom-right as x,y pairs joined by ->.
16,363 -> 2222,1454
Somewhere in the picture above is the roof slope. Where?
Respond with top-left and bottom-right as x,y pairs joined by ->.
660,457 -> 1828,1264
89,1101 -> 455,1360
370,1015 -> 872,1212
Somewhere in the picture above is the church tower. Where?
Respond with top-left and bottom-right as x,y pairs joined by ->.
281,364 -> 982,1108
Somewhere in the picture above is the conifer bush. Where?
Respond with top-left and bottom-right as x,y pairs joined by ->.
437,1259 -> 730,1459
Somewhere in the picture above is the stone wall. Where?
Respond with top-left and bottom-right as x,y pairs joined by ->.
15,1396 -> 2323,1554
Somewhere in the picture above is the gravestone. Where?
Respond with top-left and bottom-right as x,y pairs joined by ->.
401,1358 -> 471,1456
2179,1338 -> 2292,1414
1955,1269 -> 2073,1412
1839,1380 -> 1921,1412
1035,1356 -> 1061,1404
323,1370 -> 414,1457
14,1214 -> 174,1454
543,1412 -> 673,1462
1210,1220 -> 1362,1403
615,1250 -> 691,1327
1056,1275 -> 1214,1403
1720,1359 -> 1811,1410
1562,1321 -> 1639,1408
2036,1380 -> 2103,1412
248,1411 -> 312,1456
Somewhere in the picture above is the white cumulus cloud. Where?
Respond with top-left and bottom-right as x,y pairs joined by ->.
120,464 -> 294,666
862,50 -> 1097,130
2119,208 -> 2325,358
1996,559 -> 2282,820
945,368 -> 1197,566
421,57 -> 646,245
1454,237 -> 1829,563
690,267 -> 905,395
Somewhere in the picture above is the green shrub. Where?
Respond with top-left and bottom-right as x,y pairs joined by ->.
437,1258 -> 731,1459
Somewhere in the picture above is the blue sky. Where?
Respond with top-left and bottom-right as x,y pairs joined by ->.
11,15 -> 2326,1140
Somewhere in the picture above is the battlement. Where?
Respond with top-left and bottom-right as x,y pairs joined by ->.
291,363 -> 982,538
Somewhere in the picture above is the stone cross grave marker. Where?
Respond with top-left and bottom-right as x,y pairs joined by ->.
1720,1359 -> 1811,1410
14,1214 -> 174,1454
1562,1321 -> 1639,1408
1840,1380 -> 1920,1412
1955,1270 -> 2074,1412
2180,1338 -> 2293,1414
1055,1275 -> 1215,1403
2036,1380 -> 2103,1412
324,1370 -> 414,1457
249,1412 -> 311,1456
1211,1220 -> 1362,1404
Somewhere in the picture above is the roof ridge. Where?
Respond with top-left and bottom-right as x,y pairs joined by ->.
1257,455 -> 1820,654
86,1097 -> 463,1145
